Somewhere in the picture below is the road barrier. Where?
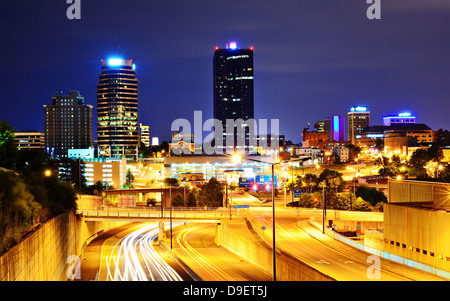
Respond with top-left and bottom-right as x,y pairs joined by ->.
309,217 -> 450,280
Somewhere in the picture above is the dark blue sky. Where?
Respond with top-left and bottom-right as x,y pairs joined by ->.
1,0 -> 450,143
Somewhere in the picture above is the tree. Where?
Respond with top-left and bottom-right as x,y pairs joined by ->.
354,197 -> 372,211
171,193 -> 185,207
375,155 -> 406,178
346,144 -> 362,162
355,185 -> 387,206
0,121 -> 19,170
124,169 -> 134,189
0,168 -> 42,253
16,148 -> 49,175
45,179 -> 77,216
92,180 -> 104,196
298,192 -> 321,208
186,187 -> 199,207
300,173 -> 318,193
163,177 -> 179,187
329,193 -> 352,211
409,145 -> 444,178
198,177 -> 223,207
317,169 -> 346,192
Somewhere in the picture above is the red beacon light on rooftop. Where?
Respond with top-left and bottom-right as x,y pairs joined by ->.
250,46 -> 254,51
215,46 -> 219,51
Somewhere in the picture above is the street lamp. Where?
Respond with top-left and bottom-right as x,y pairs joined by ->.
227,153 -> 281,281
44,169 -> 52,177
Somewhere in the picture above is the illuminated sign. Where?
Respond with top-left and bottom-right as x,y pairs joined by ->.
108,58 -> 123,66
239,177 -> 254,188
255,175 -> 277,188
350,106 -> 368,112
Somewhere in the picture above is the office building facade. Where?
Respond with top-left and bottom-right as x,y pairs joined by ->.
324,115 -> 345,141
383,112 -> 416,126
348,106 -> 370,145
14,131 -> 45,150
97,58 -> 139,160
44,90 -> 93,158
213,42 -> 254,153
139,123 -> 150,147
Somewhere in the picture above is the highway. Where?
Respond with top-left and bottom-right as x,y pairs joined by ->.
87,221 -> 270,281
246,205 -> 446,281
77,190 -> 446,281
171,223 -> 271,281
97,223 -> 189,281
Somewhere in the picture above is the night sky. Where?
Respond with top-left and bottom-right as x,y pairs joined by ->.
1,0 -> 450,144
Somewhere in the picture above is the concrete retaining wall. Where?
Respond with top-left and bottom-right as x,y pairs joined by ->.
216,219 -> 334,281
0,212 -> 130,281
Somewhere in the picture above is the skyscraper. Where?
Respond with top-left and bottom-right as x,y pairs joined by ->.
213,42 -> 254,152
44,90 -> 93,158
348,106 -> 370,145
97,58 -> 139,160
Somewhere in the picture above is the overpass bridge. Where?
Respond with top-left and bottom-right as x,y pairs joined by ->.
76,207 -> 232,223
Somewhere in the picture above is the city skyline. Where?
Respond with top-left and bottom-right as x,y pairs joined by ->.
1,1 -> 450,144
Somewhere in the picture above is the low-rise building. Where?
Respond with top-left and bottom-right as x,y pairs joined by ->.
14,131 -> 45,150
83,157 -> 127,188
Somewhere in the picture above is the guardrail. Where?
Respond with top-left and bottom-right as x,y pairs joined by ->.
309,217 -> 450,280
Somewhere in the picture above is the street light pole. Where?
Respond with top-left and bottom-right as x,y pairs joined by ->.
322,180 -> 326,234
170,186 -> 173,249
291,161 -> 294,205
271,163 -> 276,282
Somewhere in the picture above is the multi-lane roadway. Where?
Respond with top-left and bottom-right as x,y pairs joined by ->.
78,191 -> 446,281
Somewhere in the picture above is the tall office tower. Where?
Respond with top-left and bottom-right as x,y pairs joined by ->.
44,90 -> 93,158
213,42 -> 254,153
97,58 -> 139,160
348,106 -> 370,145
324,115 -> 345,141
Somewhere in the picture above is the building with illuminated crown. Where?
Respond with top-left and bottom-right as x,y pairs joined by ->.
213,42 -> 254,153
97,58 -> 139,160
348,106 -> 370,145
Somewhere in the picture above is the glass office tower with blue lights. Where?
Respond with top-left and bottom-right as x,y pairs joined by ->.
97,58 -> 139,160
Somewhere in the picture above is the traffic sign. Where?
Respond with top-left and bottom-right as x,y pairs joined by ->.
294,189 -> 301,198
234,205 -> 249,209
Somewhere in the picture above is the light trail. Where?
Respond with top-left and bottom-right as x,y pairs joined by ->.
176,226 -> 235,281
105,223 -> 183,281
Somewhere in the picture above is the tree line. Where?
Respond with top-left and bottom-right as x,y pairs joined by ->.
0,121 -> 78,255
